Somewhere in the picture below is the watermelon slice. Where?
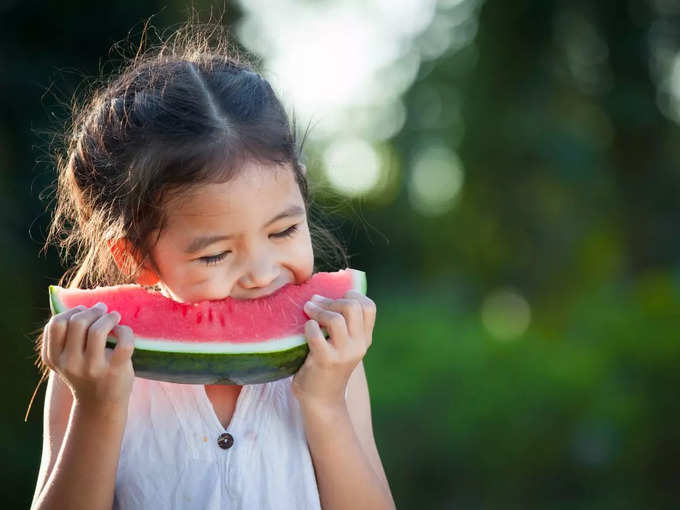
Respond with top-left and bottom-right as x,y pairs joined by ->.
48,268 -> 367,385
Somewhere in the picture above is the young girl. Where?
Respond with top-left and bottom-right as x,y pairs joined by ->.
30,22 -> 395,510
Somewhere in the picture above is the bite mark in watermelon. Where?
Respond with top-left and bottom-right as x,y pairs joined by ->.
48,268 -> 367,385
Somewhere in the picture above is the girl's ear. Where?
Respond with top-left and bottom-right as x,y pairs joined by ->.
300,164 -> 307,176
108,238 -> 160,286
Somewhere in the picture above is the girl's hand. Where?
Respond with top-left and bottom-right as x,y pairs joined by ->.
292,290 -> 376,408
41,302 -> 136,409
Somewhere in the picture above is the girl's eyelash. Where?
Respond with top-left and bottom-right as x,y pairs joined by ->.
199,252 -> 229,265
271,224 -> 299,239
198,225 -> 299,266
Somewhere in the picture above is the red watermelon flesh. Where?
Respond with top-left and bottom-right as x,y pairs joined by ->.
49,268 -> 366,352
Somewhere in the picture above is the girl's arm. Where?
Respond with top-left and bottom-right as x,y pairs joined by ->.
31,371 -> 128,510
32,370 -> 72,508
300,360 -> 395,510
345,360 -> 392,496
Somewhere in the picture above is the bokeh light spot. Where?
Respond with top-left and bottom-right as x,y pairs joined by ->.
323,138 -> 381,197
408,143 -> 464,216
480,288 -> 532,341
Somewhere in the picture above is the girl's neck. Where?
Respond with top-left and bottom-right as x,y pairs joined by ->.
204,384 -> 242,395
204,384 -> 243,429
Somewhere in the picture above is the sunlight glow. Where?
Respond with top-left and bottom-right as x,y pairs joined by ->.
236,0 -> 483,198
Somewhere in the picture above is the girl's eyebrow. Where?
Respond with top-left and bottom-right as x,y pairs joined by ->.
184,204 -> 305,254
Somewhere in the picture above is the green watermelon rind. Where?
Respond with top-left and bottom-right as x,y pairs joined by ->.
48,269 -> 367,385
104,340 -> 311,385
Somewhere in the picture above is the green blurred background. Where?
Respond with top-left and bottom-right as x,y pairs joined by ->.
2,1 -> 679,508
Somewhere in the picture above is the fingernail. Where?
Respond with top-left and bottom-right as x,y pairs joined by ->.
111,311 -> 121,321
304,301 -> 317,310
310,294 -> 323,302
94,302 -> 107,311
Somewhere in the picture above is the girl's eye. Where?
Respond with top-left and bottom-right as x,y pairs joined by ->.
199,251 -> 230,266
198,225 -> 298,266
271,224 -> 299,239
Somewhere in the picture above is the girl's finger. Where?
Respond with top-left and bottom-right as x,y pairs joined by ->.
303,301 -> 349,350
108,325 -> 135,368
345,290 -> 377,332
311,295 -> 364,338
84,311 -> 121,365
304,319 -> 332,358
46,305 -> 87,365
62,303 -> 108,360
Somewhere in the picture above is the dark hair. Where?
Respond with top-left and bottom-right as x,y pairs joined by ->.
27,18 -> 347,419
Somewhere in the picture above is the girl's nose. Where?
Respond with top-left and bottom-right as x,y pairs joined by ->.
240,259 -> 279,290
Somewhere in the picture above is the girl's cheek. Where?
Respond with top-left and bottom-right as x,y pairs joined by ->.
203,269 -> 237,300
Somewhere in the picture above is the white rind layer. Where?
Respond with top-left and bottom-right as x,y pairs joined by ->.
354,269 -> 367,294
129,334 -> 307,354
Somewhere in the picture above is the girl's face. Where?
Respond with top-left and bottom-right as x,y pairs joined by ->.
148,160 -> 314,303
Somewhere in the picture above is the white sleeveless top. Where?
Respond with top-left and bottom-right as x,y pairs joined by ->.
113,376 -> 322,509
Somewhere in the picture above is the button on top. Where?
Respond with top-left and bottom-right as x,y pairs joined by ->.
217,432 -> 234,450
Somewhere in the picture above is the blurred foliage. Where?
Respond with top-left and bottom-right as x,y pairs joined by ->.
1,0 -> 679,509
368,275 -> 680,509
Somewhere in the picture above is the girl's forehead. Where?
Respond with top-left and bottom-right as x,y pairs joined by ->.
163,166 -> 302,228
